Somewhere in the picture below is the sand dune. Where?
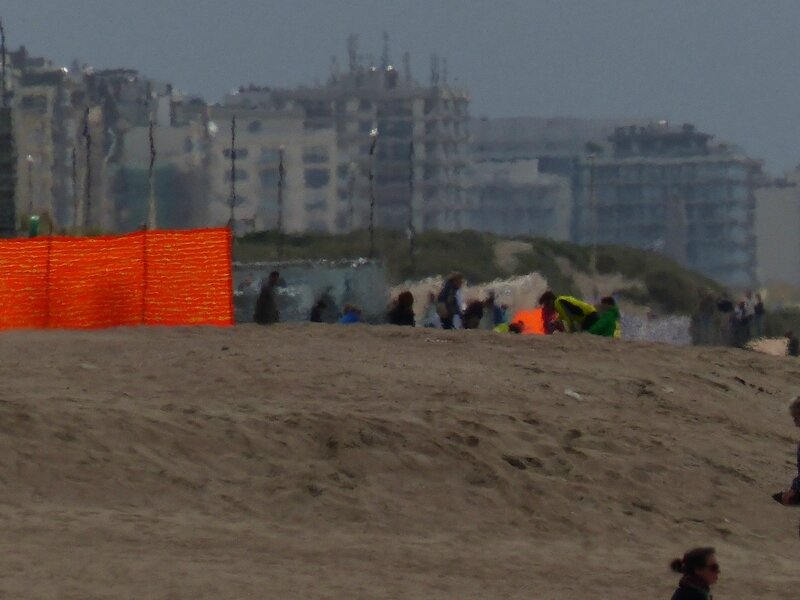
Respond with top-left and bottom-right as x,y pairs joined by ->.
2,325 -> 800,598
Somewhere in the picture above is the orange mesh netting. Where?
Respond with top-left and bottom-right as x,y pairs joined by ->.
510,308 -> 546,335
0,228 -> 233,330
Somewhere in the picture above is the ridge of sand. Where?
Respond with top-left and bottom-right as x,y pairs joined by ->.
1,326 -> 799,598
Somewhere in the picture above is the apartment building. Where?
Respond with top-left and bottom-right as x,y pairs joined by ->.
540,123 -> 762,287
464,158 -> 571,239
207,104 -> 338,234
755,169 -> 800,288
7,47 -> 111,231
230,44 -> 470,234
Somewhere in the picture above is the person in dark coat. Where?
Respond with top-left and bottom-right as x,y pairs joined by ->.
253,271 -> 280,325
787,331 -> 800,358
388,291 -> 415,326
462,299 -> 484,329
669,547 -> 719,600
778,396 -> 800,505
436,272 -> 464,330
310,299 -> 327,323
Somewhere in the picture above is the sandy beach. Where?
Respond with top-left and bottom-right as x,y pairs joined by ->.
1,325 -> 799,598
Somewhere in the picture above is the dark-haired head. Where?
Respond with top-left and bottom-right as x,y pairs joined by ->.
600,296 -> 616,307
398,291 -> 414,308
539,291 -> 556,307
671,547 -> 719,587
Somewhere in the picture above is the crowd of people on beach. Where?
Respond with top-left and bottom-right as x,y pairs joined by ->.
253,270 -> 800,359
691,290 -> 766,349
253,270 -> 622,337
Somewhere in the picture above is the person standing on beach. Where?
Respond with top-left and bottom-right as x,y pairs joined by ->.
669,547 -> 720,599
786,331 -> 799,358
436,272 -> 464,330
778,397 -> 800,505
754,293 -> 766,338
253,271 -> 280,325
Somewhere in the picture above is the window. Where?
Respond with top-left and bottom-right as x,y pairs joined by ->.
260,169 -> 279,188
247,120 -> 263,133
260,147 -> 281,163
383,120 -> 412,137
224,168 -> 249,182
305,197 -> 327,211
305,168 -> 330,189
359,99 -> 372,112
20,95 -> 48,112
222,147 -> 249,159
303,146 -> 329,164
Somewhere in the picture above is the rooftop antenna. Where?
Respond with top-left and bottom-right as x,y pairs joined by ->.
430,54 -> 440,87
0,18 -> 7,108
402,51 -> 412,85
347,34 -> 359,72
381,31 -> 390,70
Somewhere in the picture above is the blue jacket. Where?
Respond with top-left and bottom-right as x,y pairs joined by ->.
339,312 -> 362,325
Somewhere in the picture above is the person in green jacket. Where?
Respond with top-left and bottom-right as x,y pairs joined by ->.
588,296 -> 622,338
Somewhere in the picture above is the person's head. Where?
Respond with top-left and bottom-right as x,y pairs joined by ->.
756,293 -> 763,302
789,396 -> 800,428
539,290 -> 556,309
449,272 -> 464,289
599,296 -> 616,310
670,547 -> 719,587
268,271 -> 280,285
398,291 -> 414,309
786,330 -> 795,340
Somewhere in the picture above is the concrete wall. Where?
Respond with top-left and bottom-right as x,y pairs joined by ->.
233,259 -> 388,324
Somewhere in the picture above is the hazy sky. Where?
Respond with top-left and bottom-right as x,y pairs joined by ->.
4,0 -> 800,172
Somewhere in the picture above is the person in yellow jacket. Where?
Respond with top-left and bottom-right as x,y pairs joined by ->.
540,292 -> 599,333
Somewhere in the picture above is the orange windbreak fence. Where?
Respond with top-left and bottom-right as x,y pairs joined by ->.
0,228 -> 234,330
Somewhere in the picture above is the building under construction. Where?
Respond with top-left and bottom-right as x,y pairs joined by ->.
540,123 -> 762,287
227,35 -> 471,234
